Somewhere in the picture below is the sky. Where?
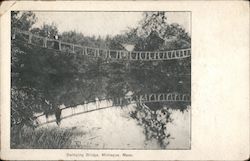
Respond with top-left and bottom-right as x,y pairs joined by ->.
33,12 -> 190,38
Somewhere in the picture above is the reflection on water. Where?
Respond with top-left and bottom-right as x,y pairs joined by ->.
130,103 -> 172,148
129,102 -> 190,149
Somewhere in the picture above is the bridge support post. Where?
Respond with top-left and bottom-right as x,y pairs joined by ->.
82,48 -> 84,55
149,52 -> 153,60
119,51 -> 122,59
139,52 -> 142,60
58,41 -> 61,51
117,51 -> 121,59
187,49 -> 191,56
163,52 -> 167,60
107,50 -> 111,59
136,52 -> 140,60
96,49 -> 100,57
28,34 -> 32,44
85,47 -> 88,55
180,50 -> 183,57
155,52 -> 159,60
145,52 -> 148,60
84,101 -> 88,111
43,38 -> 47,48
183,50 -> 187,56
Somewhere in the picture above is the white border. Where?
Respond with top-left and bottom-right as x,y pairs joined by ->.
1,1 -> 249,160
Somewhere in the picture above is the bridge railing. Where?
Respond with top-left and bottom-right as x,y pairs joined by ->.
35,92 -> 190,126
12,28 -> 191,61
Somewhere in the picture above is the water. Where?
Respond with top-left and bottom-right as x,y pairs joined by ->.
12,46 -> 191,149
39,100 -> 190,149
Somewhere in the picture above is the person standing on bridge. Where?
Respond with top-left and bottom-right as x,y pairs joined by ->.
53,34 -> 60,50
55,106 -> 62,126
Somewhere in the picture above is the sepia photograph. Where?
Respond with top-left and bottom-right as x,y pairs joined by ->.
10,11 -> 191,150
1,1 -> 249,160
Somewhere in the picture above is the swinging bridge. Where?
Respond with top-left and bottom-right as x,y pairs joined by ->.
36,92 -> 191,126
12,28 -> 191,126
12,28 -> 191,61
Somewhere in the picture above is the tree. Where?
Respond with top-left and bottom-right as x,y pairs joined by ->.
137,12 -> 168,38
11,11 -> 37,31
136,11 -> 191,50
30,22 -> 59,39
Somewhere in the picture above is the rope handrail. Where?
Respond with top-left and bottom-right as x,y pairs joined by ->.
12,28 -> 191,61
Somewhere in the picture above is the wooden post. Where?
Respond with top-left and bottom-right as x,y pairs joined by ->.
82,47 -> 85,55
85,47 -> 88,55
163,52 -> 166,60
144,94 -> 148,101
107,50 -> 111,59
116,51 -> 119,59
147,52 -> 151,60
28,34 -> 32,44
168,52 -> 171,59
183,50 -> 186,56
104,50 -> 107,59
93,48 -> 96,57
96,49 -> 100,57
139,52 -> 143,60
84,101 -> 88,111
119,51 -> 123,59
188,49 -> 191,56
167,94 -> 171,101
157,94 -> 162,101
153,52 -> 156,59
175,94 -> 178,101
129,52 -> 132,60
58,41 -> 62,51
117,51 -> 120,59
43,38 -> 47,48
163,94 -> 167,101
172,51 -> 175,59
180,50 -> 183,57
115,50 -> 119,59
72,45 -> 75,53
177,50 -> 180,58
149,52 -> 152,60
157,52 -> 160,60
136,52 -> 139,60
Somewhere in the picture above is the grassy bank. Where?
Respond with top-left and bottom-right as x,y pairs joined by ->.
11,126 -> 77,149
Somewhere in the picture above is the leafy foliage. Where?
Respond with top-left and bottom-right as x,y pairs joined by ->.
130,103 -> 173,148
30,23 -> 59,39
11,11 -> 37,31
11,11 -> 191,149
